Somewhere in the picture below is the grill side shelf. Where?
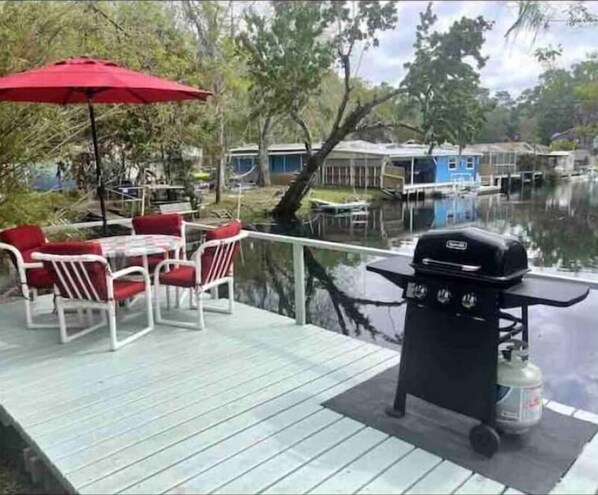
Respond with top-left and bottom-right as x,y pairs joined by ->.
500,278 -> 590,308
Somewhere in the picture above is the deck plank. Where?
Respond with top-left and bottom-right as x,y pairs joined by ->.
358,448 -> 440,494
207,417 -> 365,495
42,335 -> 356,460
309,437 -> 414,495
80,350 -> 397,494
261,428 -> 388,494
455,474 -> 505,495
405,459 -> 472,495
58,344 -> 374,478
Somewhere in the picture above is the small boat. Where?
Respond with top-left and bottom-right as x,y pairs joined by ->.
309,198 -> 368,213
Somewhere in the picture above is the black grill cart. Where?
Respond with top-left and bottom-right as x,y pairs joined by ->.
367,228 -> 589,457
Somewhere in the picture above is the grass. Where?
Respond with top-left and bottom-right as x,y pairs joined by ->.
200,186 -> 384,221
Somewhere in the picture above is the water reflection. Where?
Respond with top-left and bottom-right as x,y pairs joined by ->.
236,181 -> 598,413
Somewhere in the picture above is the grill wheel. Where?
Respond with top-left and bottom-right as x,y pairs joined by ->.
469,423 -> 501,458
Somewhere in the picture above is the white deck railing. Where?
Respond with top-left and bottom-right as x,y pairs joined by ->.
42,217 -> 598,326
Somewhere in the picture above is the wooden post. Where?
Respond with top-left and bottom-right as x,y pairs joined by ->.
293,243 -> 306,326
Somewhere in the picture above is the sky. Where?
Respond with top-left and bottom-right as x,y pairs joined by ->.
355,1 -> 598,97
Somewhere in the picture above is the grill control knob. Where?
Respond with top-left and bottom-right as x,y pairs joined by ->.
462,293 -> 477,310
437,288 -> 451,305
413,284 -> 427,300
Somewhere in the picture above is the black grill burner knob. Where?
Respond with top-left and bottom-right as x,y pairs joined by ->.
413,284 -> 427,300
462,293 -> 477,310
437,288 -> 451,304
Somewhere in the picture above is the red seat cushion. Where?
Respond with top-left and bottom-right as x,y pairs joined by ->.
113,279 -> 146,301
159,266 -> 196,287
132,214 -> 182,237
26,266 -> 54,289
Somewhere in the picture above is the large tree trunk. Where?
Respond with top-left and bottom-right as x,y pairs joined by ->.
273,136 -> 341,217
273,88 -> 402,218
257,115 -> 272,187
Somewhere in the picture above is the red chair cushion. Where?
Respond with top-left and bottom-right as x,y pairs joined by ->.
0,225 -> 45,252
205,221 -> 242,241
20,247 -> 54,288
113,279 -> 146,301
37,242 -> 110,300
132,214 -> 182,237
159,266 -> 196,287
26,267 -> 54,289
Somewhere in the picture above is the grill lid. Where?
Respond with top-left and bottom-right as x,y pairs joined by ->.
411,227 -> 529,285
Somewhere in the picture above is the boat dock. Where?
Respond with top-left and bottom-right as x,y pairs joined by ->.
1,294 -> 598,494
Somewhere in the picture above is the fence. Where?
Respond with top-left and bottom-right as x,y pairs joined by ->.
38,218 -> 598,327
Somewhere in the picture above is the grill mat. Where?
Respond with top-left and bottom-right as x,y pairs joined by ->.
322,365 -> 598,495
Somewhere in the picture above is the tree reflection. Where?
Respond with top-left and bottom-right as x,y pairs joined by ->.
235,238 -> 404,347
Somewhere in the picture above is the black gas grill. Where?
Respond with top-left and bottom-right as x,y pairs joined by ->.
367,227 -> 589,457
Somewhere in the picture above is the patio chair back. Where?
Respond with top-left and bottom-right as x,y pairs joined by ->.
0,224 -> 46,267
200,221 -> 243,286
132,213 -> 182,237
35,242 -> 111,302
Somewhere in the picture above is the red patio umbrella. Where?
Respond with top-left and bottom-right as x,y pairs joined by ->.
0,57 -> 211,233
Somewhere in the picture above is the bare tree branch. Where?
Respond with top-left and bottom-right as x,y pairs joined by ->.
291,108 -> 313,155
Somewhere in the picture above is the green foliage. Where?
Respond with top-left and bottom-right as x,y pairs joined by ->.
0,190 -> 81,228
516,53 -> 598,145
401,4 -> 493,150
506,1 -> 598,39
550,140 -> 577,151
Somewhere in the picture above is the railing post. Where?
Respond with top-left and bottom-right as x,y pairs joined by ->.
293,243 -> 306,326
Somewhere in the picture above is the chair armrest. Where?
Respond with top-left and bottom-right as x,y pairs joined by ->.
0,242 -> 32,288
112,265 -> 149,280
0,242 -> 25,265
154,258 -> 195,273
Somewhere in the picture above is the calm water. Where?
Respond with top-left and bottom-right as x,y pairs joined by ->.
234,181 -> 598,413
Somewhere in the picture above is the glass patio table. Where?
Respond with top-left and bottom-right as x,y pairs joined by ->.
91,234 -> 183,273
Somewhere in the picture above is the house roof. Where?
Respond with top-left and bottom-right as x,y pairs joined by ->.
229,140 -> 482,158
464,142 -> 548,154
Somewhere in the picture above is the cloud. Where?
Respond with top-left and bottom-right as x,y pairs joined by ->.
354,0 -> 598,96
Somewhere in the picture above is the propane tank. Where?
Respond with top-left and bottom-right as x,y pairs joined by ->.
496,340 -> 543,434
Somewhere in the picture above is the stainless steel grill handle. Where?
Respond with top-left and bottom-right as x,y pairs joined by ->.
421,258 -> 482,272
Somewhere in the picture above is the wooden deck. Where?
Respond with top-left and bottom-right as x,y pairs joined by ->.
0,295 -> 597,494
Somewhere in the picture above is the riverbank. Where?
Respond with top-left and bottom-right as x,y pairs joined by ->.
201,186 -> 385,221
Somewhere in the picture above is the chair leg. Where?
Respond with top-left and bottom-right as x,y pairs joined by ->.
108,303 -> 118,351
196,289 -> 205,331
145,284 -> 154,330
24,294 -> 33,328
189,288 -> 193,309
166,285 -> 171,310
175,287 -> 180,309
227,279 -> 234,314
57,299 -> 68,344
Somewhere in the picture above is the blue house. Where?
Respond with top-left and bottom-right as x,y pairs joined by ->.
387,144 -> 482,186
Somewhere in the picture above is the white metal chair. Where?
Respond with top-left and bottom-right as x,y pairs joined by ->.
33,242 -> 154,351
0,224 -> 56,329
154,228 -> 247,330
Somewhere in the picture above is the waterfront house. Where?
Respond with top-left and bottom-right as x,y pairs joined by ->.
229,140 -> 482,189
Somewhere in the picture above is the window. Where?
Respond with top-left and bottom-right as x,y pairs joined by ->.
448,157 -> 457,170
466,157 -> 475,169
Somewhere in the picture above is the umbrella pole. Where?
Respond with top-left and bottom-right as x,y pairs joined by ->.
87,98 -> 108,235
